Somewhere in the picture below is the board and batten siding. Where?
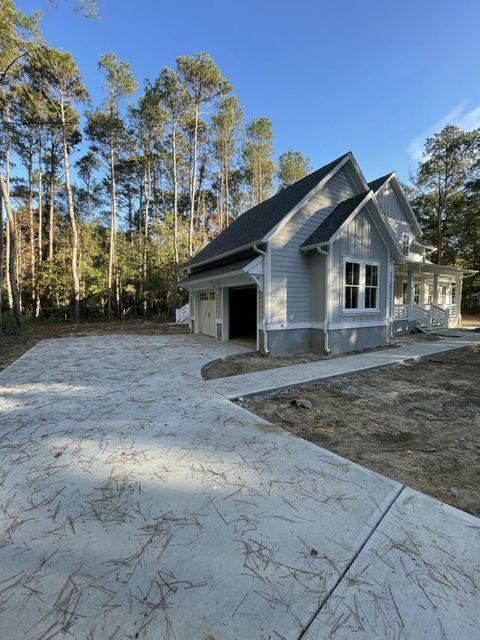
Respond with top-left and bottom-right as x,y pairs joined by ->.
270,166 -> 357,324
376,183 -> 414,234
329,205 -> 388,324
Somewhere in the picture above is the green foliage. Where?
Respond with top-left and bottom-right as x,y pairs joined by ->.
242,116 -> 275,205
277,150 -> 310,187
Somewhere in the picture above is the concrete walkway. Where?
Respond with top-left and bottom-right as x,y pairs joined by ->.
1,335 -> 479,639
209,334 -> 480,399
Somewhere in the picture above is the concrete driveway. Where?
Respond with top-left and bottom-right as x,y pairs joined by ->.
0,335 -> 479,639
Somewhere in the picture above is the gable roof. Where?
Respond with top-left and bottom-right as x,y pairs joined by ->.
368,172 -> 423,237
186,152 -> 351,268
301,191 -> 405,261
368,173 -> 393,193
301,192 -> 369,248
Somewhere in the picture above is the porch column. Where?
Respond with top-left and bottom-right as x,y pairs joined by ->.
457,276 -> 463,326
407,270 -> 414,319
433,272 -> 439,305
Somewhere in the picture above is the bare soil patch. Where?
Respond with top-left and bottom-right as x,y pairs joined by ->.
203,333 -> 440,380
241,345 -> 480,516
0,320 -> 188,373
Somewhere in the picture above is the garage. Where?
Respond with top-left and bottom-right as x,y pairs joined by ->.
229,286 -> 257,343
198,290 -> 216,337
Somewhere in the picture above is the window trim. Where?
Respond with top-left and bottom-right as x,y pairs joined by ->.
402,233 -> 410,256
342,257 -> 380,314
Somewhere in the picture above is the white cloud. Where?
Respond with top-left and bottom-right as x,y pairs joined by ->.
407,102 -> 480,161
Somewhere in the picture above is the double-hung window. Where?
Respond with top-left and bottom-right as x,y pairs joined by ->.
344,258 -> 380,313
402,233 -> 410,256
345,261 -> 360,310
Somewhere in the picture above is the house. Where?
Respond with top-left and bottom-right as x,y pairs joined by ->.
180,152 -> 475,356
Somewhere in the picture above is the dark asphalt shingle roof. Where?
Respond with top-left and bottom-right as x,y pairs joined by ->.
180,257 -> 256,285
301,192 -> 370,248
186,152 -> 351,268
368,173 -> 393,193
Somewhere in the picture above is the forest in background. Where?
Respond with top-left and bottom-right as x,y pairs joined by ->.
1,0 -> 479,336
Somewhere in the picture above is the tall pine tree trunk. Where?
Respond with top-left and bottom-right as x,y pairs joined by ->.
142,159 -> 151,316
28,151 -> 36,313
36,129 -> 43,318
188,107 -> 199,257
0,174 -> 23,329
0,185 -> 3,336
171,127 -> 179,318
107,142 -> 116,320
61,99 -> 81,323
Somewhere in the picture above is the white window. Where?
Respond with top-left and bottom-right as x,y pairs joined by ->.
414,283 -> 421,305
345,261 -> 360,309
427,284 -> 434,305
440,284 -> 448,306
343,258 -> 380,313
402,233 -> 410,256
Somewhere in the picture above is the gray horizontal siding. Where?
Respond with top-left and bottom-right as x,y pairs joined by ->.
270,166 -> 357,323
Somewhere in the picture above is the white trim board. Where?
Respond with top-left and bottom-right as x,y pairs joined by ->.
265,320 -> 388,331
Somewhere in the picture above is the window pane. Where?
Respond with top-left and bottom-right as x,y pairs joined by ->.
346,262 -> 360,285
345,286 -> 359,309
353,263 -> 360,285
365,288 -> 377,309
366,264 -> 378,287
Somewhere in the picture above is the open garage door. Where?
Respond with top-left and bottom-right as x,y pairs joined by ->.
229,286 -> 257,343
198,290 -> 216,337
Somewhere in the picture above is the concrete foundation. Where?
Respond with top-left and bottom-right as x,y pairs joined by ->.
327,326 -> 388,354
266,328 -> 310,356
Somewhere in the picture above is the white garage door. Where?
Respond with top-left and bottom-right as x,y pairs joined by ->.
198,290 -> 216,338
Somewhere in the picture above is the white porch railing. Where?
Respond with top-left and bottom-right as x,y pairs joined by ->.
393,304 -> 409,320
414,304 -> 429,326
431,303 -> 449,327
175,303 -> 190,324
394,303 -> 451,330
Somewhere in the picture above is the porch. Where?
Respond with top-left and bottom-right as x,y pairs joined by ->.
392,263 -> 466,331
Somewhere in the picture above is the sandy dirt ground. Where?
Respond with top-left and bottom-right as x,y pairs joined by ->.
0,320 -> 188,372
203,333 -> 440,380
242,344 -> 480,517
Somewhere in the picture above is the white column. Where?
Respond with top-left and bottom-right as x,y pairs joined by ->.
407,270 -> 414,319
457,276 -> 463,326
433,272 -> 439,305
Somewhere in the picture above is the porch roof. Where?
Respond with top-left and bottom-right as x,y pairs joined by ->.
396,261 -> 477,277
180,257 -> 261,287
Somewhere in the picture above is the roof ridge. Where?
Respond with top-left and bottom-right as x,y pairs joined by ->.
185,151 -> 352,269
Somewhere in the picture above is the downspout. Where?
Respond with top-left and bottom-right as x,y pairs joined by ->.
316,245 -> 331,355
253,244 -> 269,355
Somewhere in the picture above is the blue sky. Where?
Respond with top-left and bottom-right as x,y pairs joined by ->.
18,0 -> 480,184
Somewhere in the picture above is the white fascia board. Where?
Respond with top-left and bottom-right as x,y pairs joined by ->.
327,192 -> 374,244
182,241 -> 262,271
263,153 -> 354,243
181,269 -> 252,288
244,255 -> 263,275
265,320 -> 388,331
346,153 -> 370,192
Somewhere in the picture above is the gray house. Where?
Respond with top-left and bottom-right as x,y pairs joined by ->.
181,152 -> 474,356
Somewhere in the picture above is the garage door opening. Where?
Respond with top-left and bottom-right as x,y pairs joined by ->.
229,286 -> 257,344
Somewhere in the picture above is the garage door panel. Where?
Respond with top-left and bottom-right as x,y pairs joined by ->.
198,290 -> 216,337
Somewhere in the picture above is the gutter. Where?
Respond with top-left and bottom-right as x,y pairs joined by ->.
253,244 -> 269,355
317,245 -> 331,355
